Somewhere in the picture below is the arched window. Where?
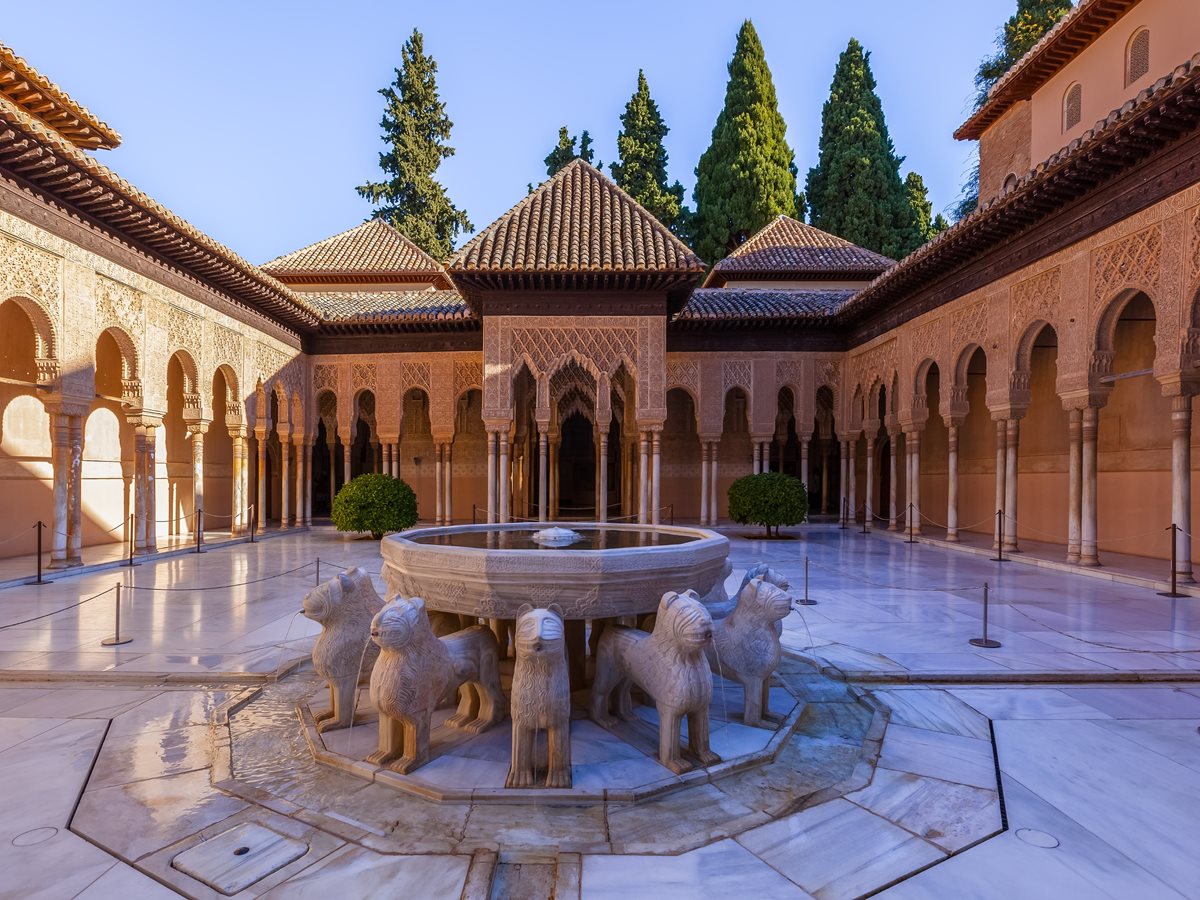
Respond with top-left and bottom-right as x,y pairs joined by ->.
1063,83 -> 1082,132
1126,28 -> 1150,86
1002,173 -> 1019,195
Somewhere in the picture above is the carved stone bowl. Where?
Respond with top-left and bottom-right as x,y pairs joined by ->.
380,523 -> 730,621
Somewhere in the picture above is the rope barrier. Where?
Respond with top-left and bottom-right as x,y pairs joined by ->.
123,561 -> 315,592
806,556 -> 982,593
0,586 -> 115,630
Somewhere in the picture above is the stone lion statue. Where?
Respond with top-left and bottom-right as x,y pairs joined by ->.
591,589 -> 720,774
366,597 -> 506,774
707,576 -> 793,727
702,562 -> 791,623
507,605 -> 571,789
302,567 -> 384,734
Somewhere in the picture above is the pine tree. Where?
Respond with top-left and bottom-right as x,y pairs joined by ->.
356,29 -> 471,260
579,130 -> 595,164
806,39 -> 916,260
545,127 -> 577,176
692,20 -> 802,263
610,70 -> 687,234
953,0 -> 1071,218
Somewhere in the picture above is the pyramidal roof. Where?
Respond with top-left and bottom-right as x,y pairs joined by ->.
705,216 -> 895,286
262,220 -> 450,285
450,159 -> 705,274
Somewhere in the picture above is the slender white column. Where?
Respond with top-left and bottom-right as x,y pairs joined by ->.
133,425 -> 148,551
49,411 -> 69,566
538,429 -> 549,523
1003,418 -> 1020,551
993,419 -> 1006,550
700,441 -> 710,525
909,430 -> 921,535
651,431 -> 662,525
67,414 -> 83,563
230,428 -> 245,535
383,443 -> 392,478
820,441 -> 830,514
499,433 -> 510,523
1080,406 -> 1100,567
598,430 -> 609,523
145,423 -> 158,552
709,440 -> 720,524
864,436 -> 875,531
946,424 -> 959,541
343,442 -> 352,488
887,431 -> 899,531
191,427 -> 206,536
839,440 -> 849,521
752,442 -> 761,475
303,440 -> 313,525
434,443 -> 444,525
1067,409 -> 1082,563
638,431 -> 649,524
280,438 -> 291,530
1170,393 -> 1194,582
486,431 -> 497,524
327,445 -> 336,506
444,443 -> 453,525
800,434 -> 810,488
848,439 -> 857,525
256,434 -> 267,533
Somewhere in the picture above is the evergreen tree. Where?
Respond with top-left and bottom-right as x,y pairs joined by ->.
953,0 -> 1071,218
905,172 -> 937,245
356,29 -> 471,260
544,126 -> 595,176
692,20 -> 802,263
806,39 -> 917,260
610,70 -> 687,234
931,213 -> 949,235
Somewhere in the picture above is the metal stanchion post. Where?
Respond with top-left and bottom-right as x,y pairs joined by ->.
250,505 -> 256,543
969,582 -> 1001,648
991,510 -> 1006,562
796,555 -> 817,606
125,514 -> 139,568
840,498 -> 847,530
101,583 -> 132,646
195,509 -> 205,554
1159,523 -> 1184,598
315,556 -> 321,587
29,520 -> 45,585
906,504 -> 915,544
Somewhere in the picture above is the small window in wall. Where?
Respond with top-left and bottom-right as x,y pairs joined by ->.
1002,173 -> 1019,195
1126,28 -> 1150,86
1063,83 -> 1082,132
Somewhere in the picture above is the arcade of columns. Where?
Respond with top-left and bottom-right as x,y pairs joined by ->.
3,181 -> 1200,576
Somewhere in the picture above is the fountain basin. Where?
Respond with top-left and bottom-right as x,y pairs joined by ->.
381,523 -> 730,620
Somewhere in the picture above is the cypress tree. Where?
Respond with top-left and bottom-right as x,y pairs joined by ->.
610,70 -> 687,234
953,0 -> 1071,218
544,126 -> 595,176
356,29 -> 472,260
692,20 -> 801,264
905,172 -> 939,245
806,38 -> 916,260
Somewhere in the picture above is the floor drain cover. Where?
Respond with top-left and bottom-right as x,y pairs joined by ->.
1015,828 -> 1060,849
171,823 -> 307,894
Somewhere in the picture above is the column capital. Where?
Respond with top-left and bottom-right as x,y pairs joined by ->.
187,421 -> 210,437
1059,388 -> 1111,413
43,395 -> 91,419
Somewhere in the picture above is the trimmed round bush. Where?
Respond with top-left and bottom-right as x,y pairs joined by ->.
727,472 -> 809,538
331,473 -> 418,539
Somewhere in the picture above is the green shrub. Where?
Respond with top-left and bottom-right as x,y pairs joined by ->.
727,472 -> 808,537
331,473 -> 418,539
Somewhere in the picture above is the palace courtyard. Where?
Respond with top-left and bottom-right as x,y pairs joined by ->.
0,527 -> 1198,898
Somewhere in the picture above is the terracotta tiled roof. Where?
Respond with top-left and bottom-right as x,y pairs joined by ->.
450,159 -> 705,274
844,52 -> 1200,324
675,287 -> 856,326
262,220 -> 450,285
956,0 -> 1141,141
304,289 -> 469,323
0,43 -> 120,150
0,90 -> 320,330
704,216 -> 894,286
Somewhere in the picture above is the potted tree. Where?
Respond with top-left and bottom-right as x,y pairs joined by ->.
331,473 -> 418,539
727,472 -> 808,539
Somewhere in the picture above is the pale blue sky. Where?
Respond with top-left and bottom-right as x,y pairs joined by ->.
5,0 -> 1016,263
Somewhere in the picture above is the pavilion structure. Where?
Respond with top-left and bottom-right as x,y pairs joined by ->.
1,0 -> 1199,581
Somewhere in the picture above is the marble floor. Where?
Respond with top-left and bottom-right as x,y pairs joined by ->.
0,525 -> 1197,897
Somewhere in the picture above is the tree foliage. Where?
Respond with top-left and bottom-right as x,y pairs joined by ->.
356,29 -> 472,260
331,474 -> 418,539
545,126 -> 595,176
611,70 -> 688,235
692,20 -> 802,264
806,39 -> 922,260
905,172 -> 944,246
953,0 -> 1071,219
728,472 -> 809,538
